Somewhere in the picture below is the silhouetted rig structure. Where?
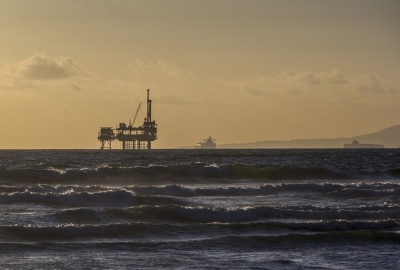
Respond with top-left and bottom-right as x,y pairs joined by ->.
98,89 -> 157,149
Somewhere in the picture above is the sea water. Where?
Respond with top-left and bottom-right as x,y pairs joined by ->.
0,149 -> 399,269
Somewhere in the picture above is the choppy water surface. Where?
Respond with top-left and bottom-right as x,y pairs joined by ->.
0,149 -> 399,269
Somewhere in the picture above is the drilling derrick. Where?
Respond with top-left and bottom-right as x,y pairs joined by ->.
142,89 -> 158,149
98,89 -> 158,149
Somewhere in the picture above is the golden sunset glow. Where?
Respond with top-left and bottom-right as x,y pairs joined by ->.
1,0 -> 399,149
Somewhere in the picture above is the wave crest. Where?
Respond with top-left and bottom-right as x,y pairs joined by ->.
0,220 -> 398,241
0,163 -> 367,183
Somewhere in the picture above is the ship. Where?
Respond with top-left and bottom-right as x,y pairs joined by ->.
195,136 -> 216,149
344,140 -> 384,149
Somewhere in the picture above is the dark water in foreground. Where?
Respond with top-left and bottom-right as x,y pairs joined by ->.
0,149 -> 399,269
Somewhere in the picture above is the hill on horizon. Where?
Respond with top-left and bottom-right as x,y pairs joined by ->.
215,125 -> 400,149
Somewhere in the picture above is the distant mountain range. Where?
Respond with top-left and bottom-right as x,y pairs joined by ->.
214,125 -> 400,149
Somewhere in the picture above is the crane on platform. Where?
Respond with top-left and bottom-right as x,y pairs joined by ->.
129,103 -> 141,126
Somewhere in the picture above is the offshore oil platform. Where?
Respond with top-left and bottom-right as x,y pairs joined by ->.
98,89 -> 157,149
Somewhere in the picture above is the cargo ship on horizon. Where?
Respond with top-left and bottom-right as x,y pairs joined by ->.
195,136 -> 216,149
344,140 -> 384,149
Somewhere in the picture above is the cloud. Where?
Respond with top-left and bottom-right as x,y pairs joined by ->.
129,59 -> 186,78
155,94 -> 195,105
15,53 -> 91,80
224,69 -> 397,97
0,53 -> 93,90
226,69 -> 349,96
354,73 -> 399,94
278,69 -> 349,85
21,53 -> 81,80
310,69 -> 348,84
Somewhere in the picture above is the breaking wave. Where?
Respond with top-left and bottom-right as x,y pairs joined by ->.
192,231 -> 400,248
1,182 -> 399,203
0,188 -> 188,207
46,204 -> 400,223
0,220 -> 398,241
129,182 -> 400,198
3,163 -> 399,183
127,204 -> 400,222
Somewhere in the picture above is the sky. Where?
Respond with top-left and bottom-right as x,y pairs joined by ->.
0,0 -> 399,149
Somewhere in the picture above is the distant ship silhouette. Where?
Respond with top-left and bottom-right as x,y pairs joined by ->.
343,140 -> 384,149
195,136 -> 216,149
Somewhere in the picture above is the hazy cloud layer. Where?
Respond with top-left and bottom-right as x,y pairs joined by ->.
126,60 -> 399,103
282,69 -> 349,85
354,73 -> 399,94
225,69 -> 397,96
0,53 -> 93,90
129,59 -> 192,78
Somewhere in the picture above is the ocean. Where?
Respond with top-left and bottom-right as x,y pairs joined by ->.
0,149 -> 399,269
